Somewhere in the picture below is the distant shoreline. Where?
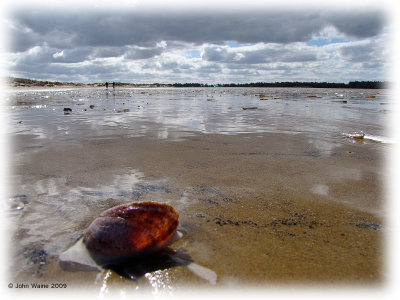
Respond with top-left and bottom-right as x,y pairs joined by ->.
5,77 -> 389,89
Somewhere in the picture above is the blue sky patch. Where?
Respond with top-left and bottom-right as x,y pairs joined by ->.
307,37 -> 347,47
184,49 -> 201,58
225,41 -> 253,48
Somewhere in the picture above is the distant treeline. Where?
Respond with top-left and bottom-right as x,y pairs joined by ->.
172,81 -> 388,89
7,77 -> 388,89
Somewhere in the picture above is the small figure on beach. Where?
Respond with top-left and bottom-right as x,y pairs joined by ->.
112,82 -> 116,89
105,82 -> 109,89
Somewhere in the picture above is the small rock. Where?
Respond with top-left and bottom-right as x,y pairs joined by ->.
116,109 -> 130,113
63,108 -> 72,114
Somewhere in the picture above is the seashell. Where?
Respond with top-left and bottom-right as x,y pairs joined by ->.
83,201 -> 179,265
59,202 -> 218,284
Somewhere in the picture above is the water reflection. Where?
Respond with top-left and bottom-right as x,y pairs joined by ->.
6,87 -> 389,144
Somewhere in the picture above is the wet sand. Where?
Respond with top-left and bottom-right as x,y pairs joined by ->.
9,128 -> 384,291
5,87 -> 389,296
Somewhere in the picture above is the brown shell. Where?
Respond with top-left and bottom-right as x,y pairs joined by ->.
83,201 -> 179,265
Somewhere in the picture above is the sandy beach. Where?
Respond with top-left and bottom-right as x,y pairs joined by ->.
6,87 -> 388,294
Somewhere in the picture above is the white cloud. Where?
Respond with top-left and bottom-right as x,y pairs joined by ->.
4,6 -> 391,83
52,50 -> 64,58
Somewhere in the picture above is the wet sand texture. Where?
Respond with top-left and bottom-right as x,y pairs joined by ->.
10,131 -> 384,287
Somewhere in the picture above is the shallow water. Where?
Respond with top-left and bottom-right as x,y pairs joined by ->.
6,87 -> 390,142
5,87 -> 389,292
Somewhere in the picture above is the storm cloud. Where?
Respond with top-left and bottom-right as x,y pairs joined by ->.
4,5 -> 391,83
10,10 -> 386,52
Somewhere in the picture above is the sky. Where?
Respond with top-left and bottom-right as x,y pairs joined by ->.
1,0 -> 394,84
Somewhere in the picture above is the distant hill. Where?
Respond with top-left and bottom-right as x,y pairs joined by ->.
6,77 -> 171,88
7,77 -> 85,87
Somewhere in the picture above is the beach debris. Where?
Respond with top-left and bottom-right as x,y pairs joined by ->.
22,244 -> 50,276
83,201 -> 179,266
259,95 -> 270,100
273,97 -> 281,100
242,107 -> 258,110
8,194 -> 29,211
344,131 -> 365,141
343,132 -> 392,144
365,95 -> 376,99
116,108 -> 130,113
335,93 -> 344,98
332,100 -> 348,104
89,105 -> 95,109
307,95 -> 318,98
59,238 -> 100,271
186,262 -> 217,285
355,222 -> 381,231
63,107 -> 72,114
